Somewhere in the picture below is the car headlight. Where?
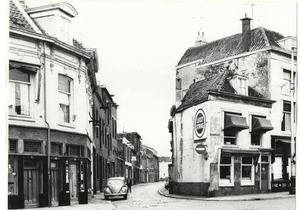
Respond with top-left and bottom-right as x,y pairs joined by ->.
104,187 -> 112,194
120,186 -> 128,193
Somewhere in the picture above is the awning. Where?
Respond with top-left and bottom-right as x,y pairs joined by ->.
9,61 -> 39,73
252,117 -> 274,132
224,114 -> 249,130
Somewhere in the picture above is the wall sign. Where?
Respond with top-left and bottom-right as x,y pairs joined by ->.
194,108 -> 206,139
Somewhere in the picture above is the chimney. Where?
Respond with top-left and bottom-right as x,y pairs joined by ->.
195,31 -> 207,47
19,0 -> 26,9
240,13 -> 252,51
240,13 -> 252,34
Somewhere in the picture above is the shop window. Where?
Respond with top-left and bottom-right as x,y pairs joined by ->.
24,141 -> 41,154
51,143 -> 62,155
219,156 -> 233,186
58,74 -> 72,124
9,139 -> 18,153
241,156 -> 254,185
8,156 -> 18,195
9,68 -> 33,117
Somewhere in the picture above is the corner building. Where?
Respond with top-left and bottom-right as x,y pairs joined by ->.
169,15 -> 296,196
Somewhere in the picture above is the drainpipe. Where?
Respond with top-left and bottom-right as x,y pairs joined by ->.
43,42 -> 51,207
257,149 -> 262,191
290,47 -> 296,194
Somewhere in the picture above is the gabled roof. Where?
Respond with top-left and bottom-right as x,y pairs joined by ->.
176,70 -> 265,112
177,27 -> 285,67
9,0 -> 36,33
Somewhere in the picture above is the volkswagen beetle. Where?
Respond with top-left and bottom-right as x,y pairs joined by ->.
103,177 -> 128,200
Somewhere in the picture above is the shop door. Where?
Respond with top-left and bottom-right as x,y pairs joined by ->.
24,161 -> 39,208
261,163 -> 269,192
69,163 -> 78,201
50,162 -> 59,206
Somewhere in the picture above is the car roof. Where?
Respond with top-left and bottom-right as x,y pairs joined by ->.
108,177 -> 125,180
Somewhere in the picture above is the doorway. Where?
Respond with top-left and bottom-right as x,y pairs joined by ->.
261,155 -> 270,192
50,161 -> 59,206
24,160 -> 39,208
69,163 -> 78,205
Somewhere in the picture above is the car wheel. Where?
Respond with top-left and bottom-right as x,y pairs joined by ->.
124,195 -> 127,200
104,196 -> 109,200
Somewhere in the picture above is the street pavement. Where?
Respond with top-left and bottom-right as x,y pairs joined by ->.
11,182 -> 296,210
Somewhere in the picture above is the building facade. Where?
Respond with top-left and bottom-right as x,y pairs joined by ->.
169,16 -> 296,197
158,156 -> 172,180
8,1 -> 94,208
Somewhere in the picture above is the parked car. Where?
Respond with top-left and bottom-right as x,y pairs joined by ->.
103,177 -> 128,200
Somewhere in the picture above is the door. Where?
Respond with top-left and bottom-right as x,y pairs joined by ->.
261,161 -> 269,192
24,160 -> 39,208
50,162 -> 59,206
69,163 -> 78,202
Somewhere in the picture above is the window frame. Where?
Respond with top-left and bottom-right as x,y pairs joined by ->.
219,156 -> 234,186
58,74 -> 73,125
9,68 -> 34,118
241,156 -> 255,186
237,76 -> 247,95
223,112 -> 243,146
281,101 -> 291,132
250,115 -> 266,146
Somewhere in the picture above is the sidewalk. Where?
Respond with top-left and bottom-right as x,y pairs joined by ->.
13,193 -> 114,210
158,187 -> 295,201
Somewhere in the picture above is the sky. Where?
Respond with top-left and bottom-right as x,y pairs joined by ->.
6,0 -> 298,157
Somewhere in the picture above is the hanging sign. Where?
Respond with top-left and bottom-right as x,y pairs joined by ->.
194,108 -> 206,139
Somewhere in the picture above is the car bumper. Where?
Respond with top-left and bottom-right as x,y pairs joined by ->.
104,193 -> 127,197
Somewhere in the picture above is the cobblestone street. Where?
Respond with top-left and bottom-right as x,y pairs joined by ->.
113,182 -> 296,210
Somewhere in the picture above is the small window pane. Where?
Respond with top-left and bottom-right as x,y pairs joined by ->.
242,157 -> 252,164
221,156 -> 231,164
58,75 -> 71,93
9,68 -> 30,82
24,141 -> 41,153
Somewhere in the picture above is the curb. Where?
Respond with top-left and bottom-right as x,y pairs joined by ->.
158,188 -> 295,201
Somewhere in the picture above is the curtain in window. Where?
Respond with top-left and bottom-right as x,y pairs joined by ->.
9,82 -> 29,116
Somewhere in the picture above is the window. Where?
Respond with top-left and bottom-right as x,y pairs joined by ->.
51,143 -> 62,155
237,77 -> 247,95
282,69 -> 291,95
219,156 -> 233,186
24,141 -> 41,153
224,127 -> 237,145
281,101 -> 291,131
58,74 -> 72,123
241,156 -> 254,185
9,139 -> 18,153
66,144 -> 84,157
223,112 -> 248,145
251,115 -> 273,145
9,68 -> 31,116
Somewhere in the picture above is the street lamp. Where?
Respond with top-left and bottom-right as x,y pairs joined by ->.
290,46 -> 297,194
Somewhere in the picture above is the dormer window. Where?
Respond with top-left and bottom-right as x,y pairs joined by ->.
229,75 -> 248,96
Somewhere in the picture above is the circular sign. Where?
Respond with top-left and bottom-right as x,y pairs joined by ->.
194,109 -> 206,138
195,144 -> 206,154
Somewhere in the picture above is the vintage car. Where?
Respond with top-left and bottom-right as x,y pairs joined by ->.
103,177 -> 128,200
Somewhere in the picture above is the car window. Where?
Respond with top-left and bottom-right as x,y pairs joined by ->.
108,179 -> 124,185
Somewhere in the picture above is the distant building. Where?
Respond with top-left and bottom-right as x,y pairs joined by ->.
158,156 -> 172,180
169,15 -> 296,197
119,132 -> 142,184
141,145 -> 160,183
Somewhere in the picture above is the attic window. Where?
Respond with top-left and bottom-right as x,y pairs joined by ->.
229,75 -> 248,96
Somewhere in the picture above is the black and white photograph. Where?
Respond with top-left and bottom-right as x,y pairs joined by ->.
3,0 -> 298,209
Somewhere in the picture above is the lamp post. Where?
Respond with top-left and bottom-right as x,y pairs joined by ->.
290,46 -> 297,194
